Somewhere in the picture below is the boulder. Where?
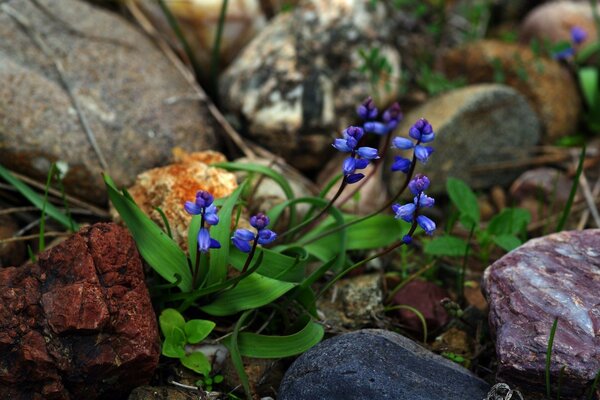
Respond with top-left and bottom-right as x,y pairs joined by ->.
278,329 -> 490,400
482,230 -> 600,398
0,223 -> 160,399
0,0 -> 221,205
440,40 -> 581,142
386,84 -> 540,194
219,0 -> 403,171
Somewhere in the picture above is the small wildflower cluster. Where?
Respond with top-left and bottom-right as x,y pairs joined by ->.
391,118 -> 434,173
553,26 -> 588,60
332,97 -> 403,184
392,174 -> 436,237
184,191 -> 221,252
231,213 -> 277,253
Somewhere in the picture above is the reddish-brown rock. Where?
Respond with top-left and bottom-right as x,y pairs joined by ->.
483,230 -> 600,398
0,223 -> 160,400
392,280 -> 450,334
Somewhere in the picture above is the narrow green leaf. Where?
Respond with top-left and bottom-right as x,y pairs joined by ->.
492,234 -> 522,252
227,311 -> 252,399
225,320 -> 324,358
104,174 -> 192,292
0,164 -> 78,230
159,308 -> 186,336
201,274 -> 296,316
446,177 -> 480,227
579,67 -> 599,109
556,145 -> 586,232
207,182 -> 247,286
228,247 -> 304,282
180,352 -> 212,376
185,320 -> 216,344
423,235 -> 469,257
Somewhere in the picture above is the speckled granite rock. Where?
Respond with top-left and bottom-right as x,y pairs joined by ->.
278,329 -> 490,400
122,150 -> 237,250
386,84 -> 540,194
0,223 -> 160,399
0,0 -> 221,205
482,230 -> 600,398
219,0 -> 403,170
440,40 -> 581,142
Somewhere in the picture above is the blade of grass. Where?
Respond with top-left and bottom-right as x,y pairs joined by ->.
546,317 -> 559,399
227,310 -> 252,400
39,163 -> 56,252
385,305 -> 428,343
556,145 -> 586,232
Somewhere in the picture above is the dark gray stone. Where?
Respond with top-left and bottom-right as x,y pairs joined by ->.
483,230 -> 600,398
278,329 -> 490,400
0,0 -> 221,205
387,84 -> 540,194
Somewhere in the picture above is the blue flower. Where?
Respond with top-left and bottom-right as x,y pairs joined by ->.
392,137 -> 414,150
553,46 -> 575,60
333,125 -> 379,183
382,103 -> 403,131
232,213 -> 277,253
345,173 -> 365,184
185,190 -> 221,251
391,156 -> 411,173
571,26 -> 587,45
198,227 -> 221,253
364,121 -> 391,135
415,193 -> 435,208
356,147 -> 379,160
392,203 -> 416,222
408,118 -> 435,142
408,174 -> 430,195
415,145 -> 434,163
357,97 -> 378,120
417,215 -> 436,235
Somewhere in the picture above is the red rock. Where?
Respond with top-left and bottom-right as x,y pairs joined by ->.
0,223 -> 160,399
392,280 -> 450,334
483,230 -> 600,398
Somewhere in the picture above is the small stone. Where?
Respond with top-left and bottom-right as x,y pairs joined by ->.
219,0 -> 403,171
490,185 -> 507,211
318,274 -> 384,331
0,0 -> 222,205
278,329 -> 490,400
440,40 -> 581,142
128,386 -> 201,400
122,151 -> 238,250
387,84 -> 540,194
0,223 -> 160,399
482,229 -> 600,397
391,279 -> 450,335
0,215 -> 25,267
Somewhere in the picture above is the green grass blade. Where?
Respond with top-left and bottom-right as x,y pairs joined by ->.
0,164 -> 78,231
227,310 -> 252,400
201,274 -> 296,316
556,145 -> 586,232
225,320 -> 324,358
39,163 -> 56,252
385,305 -> 427,343
546,317 -> 559,399
104,174 -> 192,292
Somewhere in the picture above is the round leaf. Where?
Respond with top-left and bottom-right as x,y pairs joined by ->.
162,326 -> 186,358
180,352 -> 211,376
185,319 -> 216,344
159,308 -> 185,337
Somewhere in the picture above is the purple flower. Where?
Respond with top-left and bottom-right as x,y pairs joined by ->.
408,174 -> 430,195
198,228 -> 221,253
392,203 -> 416,222
185,190 -> 221,252
357,97 -> 378,120
356,147 -> 379,160
382,103 -> 403,131
415,145 -> 434,163
553,46 -> 575,60
345,173 -> 365,184
332,138 -> 355,152
408,118 -> 434,142
343,157 -> 357,175
402,235 -> 413,244
417,215 -> 436,235
392,137 -> 414,150
231,213 -> 277,253
391,156 -> 411,173
415,193 -> 435,208
364,121 -> 390,135
344,126 -> 365,142
571,26 -> 587,45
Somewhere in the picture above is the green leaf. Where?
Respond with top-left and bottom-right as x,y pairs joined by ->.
162,326 -> 186,358
423,235 -> 469,257
0,164 -> 79,230
185,319 -> 216,344
225,320 -> 324,358
104,174 -> 193,292
201,274 -> 296,316
180,352 -> 212,376
446,177 -> 480,227
159,308 -> 186,337
487,208 -> 531,236
492,234 -> 522,252
207,182 -> 247,286
579,67 -> 599,110
228,247 -> 305,282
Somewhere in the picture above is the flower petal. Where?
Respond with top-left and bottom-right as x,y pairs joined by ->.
357,147 -> 379,160
233,229 -> 256,241
232,237 -> 252,253
184,201 -> 202,215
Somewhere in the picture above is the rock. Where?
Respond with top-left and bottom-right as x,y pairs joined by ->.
520,1 -> 598,52
509,167 -> 573,225
482,230 -> 600,398
219,0 -> 403,171
391,279 -> 450,335
317,274 -> 384,331
0,223 -> 160,399
122,150 -> 238,250
278,329 -> 490,400
440,40 -> 581,142
0,0 -> 221,205
128,386 -> 200,400
0,215 -> 25,267
431,327 -> 475,368
135,0 -> 273,72
386,84 -> 540,194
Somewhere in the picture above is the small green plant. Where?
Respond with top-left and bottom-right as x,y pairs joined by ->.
546,317 -> 559,399
196,374 -> 224,392
357,46 -> 394,100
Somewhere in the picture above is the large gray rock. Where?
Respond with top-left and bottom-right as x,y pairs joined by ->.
219,0 -> 404,171
387,84 -> 540,194
483,230 -> 600,398
0,0 -> 221,205
278,329 -> 490,400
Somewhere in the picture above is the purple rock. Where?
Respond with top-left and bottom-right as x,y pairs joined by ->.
482,230 -> 600,398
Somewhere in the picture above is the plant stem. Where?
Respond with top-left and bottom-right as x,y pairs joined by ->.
556,145 -> 586,232
546,317 -> 559,399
